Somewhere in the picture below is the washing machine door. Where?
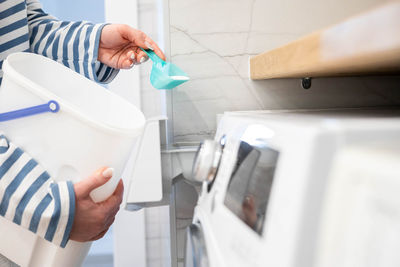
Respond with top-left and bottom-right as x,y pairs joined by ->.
185,223 -> 209,267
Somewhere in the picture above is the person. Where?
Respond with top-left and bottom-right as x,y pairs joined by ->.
0,0 -> 165,264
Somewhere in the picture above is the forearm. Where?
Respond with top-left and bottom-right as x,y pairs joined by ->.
0,134 -> 75,247
25,0 -> 119,83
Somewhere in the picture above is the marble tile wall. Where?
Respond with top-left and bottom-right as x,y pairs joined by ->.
145,206 -> 171,267
168,0 -> 400,143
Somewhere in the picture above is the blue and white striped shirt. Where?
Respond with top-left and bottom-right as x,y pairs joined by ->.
0,134 -> 74,248
0,0 -> 120,248
0,0 -> 119,85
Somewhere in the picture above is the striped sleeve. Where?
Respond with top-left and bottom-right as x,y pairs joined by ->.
0,133 -> 75,248
25,0 -> 119,83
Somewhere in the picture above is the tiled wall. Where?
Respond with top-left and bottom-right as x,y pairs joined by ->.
168,0 -> 400,143
145,206 -> 172,267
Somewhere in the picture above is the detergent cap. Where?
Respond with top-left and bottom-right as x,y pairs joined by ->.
141,48 -> 189,89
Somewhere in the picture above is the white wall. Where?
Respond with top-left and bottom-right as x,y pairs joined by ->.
40,0 -> 105,23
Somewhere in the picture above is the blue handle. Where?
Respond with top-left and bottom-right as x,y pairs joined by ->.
0,100 -> 60,122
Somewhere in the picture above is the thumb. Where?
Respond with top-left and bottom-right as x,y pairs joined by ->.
76,167 -> 114,196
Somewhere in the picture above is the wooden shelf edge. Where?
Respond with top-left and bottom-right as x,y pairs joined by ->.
250,1 -> 400,80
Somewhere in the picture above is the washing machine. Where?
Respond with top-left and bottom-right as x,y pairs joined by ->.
184,109 -> 400,267
315,142 -> 400,267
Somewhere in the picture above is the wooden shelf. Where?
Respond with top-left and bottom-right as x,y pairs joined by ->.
249,1 -> 400,80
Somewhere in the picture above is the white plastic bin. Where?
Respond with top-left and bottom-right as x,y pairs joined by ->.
0,52 -> 145,267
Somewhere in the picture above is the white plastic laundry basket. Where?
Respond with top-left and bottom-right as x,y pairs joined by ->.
0,52 -> 145,267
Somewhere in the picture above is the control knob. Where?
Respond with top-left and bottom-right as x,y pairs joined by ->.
191,139 -> 223,183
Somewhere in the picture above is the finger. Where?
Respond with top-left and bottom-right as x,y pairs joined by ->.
104,184 -> 122,217
91,228 -> 108,241
105,216 -> 116,230
113,179 -> 124,198
107,204 -> 120,221
124,28 -> 150,54
102,179 -> 124,210
127,50 -> 136,62
75,167 -> 114,196
144,37 -> 166,61
122,58 -> 134,69
117,47 -> 136,69
136,51 -> 149,64
124,27 -> 165,61
111,180 -> 124,206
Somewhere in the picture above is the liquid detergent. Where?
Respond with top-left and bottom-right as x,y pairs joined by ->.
0,52 -> 145,267
141,48 -> 189,89
171,75 -> 190,81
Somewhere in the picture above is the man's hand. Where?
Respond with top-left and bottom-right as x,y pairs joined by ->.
98,24 -> 166,69
70,167 -> 124,242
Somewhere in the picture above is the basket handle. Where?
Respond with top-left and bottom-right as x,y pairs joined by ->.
0,100 -> 60,122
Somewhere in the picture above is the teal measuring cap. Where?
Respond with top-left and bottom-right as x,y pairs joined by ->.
141,48 -> 189,90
